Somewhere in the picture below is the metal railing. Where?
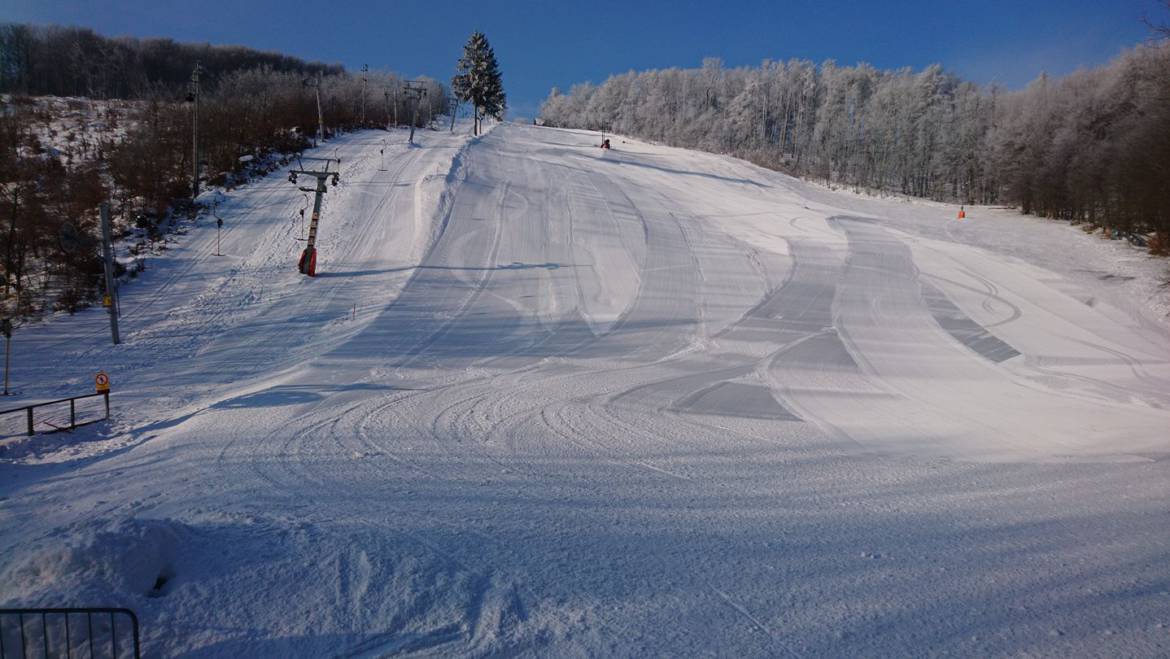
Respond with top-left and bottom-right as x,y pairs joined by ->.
0,392 -> 110,438
0,608 -> 140,659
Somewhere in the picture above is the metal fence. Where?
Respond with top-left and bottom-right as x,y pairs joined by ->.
0,608 -> 140,659
0,392 -> 110,438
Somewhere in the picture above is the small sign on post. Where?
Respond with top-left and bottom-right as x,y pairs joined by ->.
95,371 -> 111,394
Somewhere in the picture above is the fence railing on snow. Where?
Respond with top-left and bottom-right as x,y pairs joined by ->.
0,392 -> 110,438
0,608 -> 140,659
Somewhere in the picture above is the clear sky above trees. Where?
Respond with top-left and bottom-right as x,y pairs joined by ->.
1,0 -> 1161,118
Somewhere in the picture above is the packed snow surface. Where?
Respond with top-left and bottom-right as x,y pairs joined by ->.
3,124 -> 1169,657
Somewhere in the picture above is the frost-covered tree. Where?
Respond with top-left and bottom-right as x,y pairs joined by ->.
451,32 -> 506,135
539,40 -> 1170,248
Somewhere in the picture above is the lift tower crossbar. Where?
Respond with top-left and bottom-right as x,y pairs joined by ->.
288,156 -> 341,277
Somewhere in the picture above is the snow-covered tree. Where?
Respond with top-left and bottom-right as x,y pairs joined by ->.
539,42 -> 1170,245
451,32 -> 506,135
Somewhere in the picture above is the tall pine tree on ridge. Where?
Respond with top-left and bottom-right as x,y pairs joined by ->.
452,32 -> 506,135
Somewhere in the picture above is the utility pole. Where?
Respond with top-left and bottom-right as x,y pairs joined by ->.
99,202 -> 120,345
393,84 -> 399,127
404,80 -> 428,146
448,99 -> 458,133
1,318 -> 11,396
304,73 -> 324,144
384,89 -> 391,129
316,74 -> 324,142
189,63 -> 203,200
360,64 -> 369,126
287,157 -> 341,277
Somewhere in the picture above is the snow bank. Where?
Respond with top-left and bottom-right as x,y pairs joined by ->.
0,512 -> 551,656
1,517 -> 185,606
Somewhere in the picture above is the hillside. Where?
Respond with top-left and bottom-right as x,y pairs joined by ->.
1,123 -> 1169,656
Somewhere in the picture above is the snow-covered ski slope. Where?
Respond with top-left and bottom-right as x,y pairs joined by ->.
3,123 -> 1170,657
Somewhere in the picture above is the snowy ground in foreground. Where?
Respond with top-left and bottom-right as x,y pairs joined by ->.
2,123 -> 1169,657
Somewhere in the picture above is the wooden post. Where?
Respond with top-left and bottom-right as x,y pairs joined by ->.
70,399 -> 76,429
26,407 -> 33,435
104,391 -> 110,418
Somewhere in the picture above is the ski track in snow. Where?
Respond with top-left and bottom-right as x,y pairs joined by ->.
2,123 -> 1170,657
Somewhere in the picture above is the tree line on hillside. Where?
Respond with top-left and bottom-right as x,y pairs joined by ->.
541,42 -> 1170,251
0,101 -> 107,313
103,68 -> 447,215
0,24 -> 451,317
0,23 -> 344,98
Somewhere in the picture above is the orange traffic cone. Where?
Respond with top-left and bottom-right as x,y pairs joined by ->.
957,206 -> 966,219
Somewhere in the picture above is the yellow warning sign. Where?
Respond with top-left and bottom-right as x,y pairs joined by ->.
95,371 -> 110,393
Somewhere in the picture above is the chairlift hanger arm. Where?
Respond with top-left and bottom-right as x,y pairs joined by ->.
289,170 -> 337,177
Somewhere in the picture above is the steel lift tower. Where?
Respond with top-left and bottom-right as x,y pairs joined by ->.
288,156 -> 340,276
404,80 -> 429,146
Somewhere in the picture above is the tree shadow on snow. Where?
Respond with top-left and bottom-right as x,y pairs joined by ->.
211,383 -> 400,409
316,262 -> 575,278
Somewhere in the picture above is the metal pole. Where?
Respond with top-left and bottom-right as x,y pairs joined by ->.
360,64 -> 368,126
2,319 -> 10,396
405,81 -> 426,146
409,95 -> 418,145
191,63 -> 201,200
307,176 -> 326,251
290,160 -> 339,276
316,73 -> 324,143
100,203 -> 120,345
298,174 -> 329,276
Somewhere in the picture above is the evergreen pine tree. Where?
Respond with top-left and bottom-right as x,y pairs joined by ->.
452,32 -> 506,135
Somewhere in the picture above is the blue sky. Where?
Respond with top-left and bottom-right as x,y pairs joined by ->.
3,0 -> 1164,118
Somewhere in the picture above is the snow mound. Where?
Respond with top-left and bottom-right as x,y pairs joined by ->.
0,514 -> 553,655
1,517 -> 185,606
